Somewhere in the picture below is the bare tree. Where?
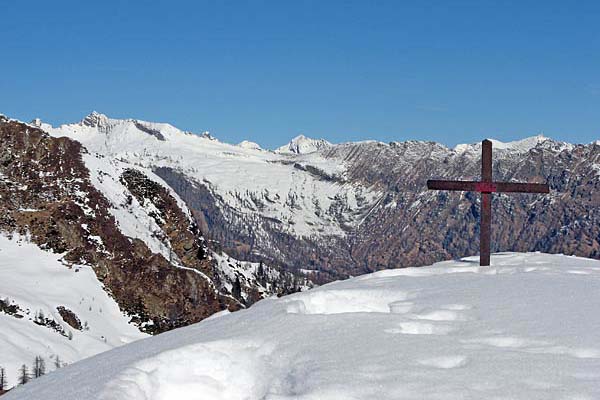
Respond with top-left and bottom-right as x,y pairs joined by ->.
54,355 -> 63,370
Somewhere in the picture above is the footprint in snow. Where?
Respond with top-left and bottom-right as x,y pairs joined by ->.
463,336 -> 547,349
417,355 -> 469,369
388,301 -> 416,314
465,336 -> 600,359
566,270 -> 591,275
528,346 -> 600,359
410,309 -> 467,322
385,321 -> 457,335
441,304 -> 473,311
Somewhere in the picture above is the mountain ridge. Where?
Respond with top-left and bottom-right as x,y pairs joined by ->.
31,111 -> 596,153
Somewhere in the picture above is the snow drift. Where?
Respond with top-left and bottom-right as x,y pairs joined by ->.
5,253 -> 600,399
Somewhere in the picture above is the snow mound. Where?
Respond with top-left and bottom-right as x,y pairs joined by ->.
276,134 -> 332,154
6,253 -> 600,400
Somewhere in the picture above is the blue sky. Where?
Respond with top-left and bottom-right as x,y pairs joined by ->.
1,0 -> 599,148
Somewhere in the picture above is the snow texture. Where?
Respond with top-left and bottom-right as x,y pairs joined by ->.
6,253 -> 600,399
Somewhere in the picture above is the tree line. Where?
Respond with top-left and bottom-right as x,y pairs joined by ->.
0,355 -> 65,394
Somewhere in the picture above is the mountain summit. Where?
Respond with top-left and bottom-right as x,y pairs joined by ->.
80,111 -> 110,128
453,134 -> 562,154
276,134 -> 332,154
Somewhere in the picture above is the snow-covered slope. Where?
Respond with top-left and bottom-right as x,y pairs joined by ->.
75,146 -> 300,307
0,235 -> 147,389
6,253 -> 600,399
42,113 -> 374,240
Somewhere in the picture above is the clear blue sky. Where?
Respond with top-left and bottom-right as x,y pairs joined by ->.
1,0 -> 599,148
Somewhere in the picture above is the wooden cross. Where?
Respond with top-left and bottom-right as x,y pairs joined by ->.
427,139 -> 550,266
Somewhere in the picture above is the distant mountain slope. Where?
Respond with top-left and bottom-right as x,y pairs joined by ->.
6,253 -> 600,400
41,113 -> 600,281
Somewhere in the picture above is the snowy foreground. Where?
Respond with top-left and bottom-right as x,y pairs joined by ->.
6,253 -> 600,400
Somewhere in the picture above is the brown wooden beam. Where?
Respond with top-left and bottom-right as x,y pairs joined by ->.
426,180 -> 478,191
427,180 -> 549,194
480,192 -> 491,266
495,182 -> 550,193
482,139 -> 492,182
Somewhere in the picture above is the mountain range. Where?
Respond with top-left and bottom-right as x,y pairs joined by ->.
39,112 -> 600,281
0,111 -> 598,390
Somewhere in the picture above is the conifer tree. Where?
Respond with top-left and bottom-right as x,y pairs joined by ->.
18,364 -> 29,385
33,356 -> 46,378
258,260 -> 264,276
232,276 -> 242,299
54,355 -> 63,369
0,367 -> 7,391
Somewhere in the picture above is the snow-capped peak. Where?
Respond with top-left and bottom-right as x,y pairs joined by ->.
81,111 -> 110,128
488,134 -> 548,151
237,140 -> 262,150
276,134 -> 332,154
453,134 -> 556,154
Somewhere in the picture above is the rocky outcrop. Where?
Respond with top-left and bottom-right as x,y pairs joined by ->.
56,307 -> 82,331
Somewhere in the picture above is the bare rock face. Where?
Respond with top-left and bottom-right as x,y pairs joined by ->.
0,119 -> 238,333
56,306 -> 82,331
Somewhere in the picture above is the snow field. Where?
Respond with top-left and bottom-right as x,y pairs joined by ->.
6,252 -> 600,399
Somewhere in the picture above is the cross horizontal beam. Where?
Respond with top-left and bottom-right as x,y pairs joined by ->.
427,180 -> 550,194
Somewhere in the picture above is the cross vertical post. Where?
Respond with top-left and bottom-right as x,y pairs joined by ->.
480,139 -> 492,266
